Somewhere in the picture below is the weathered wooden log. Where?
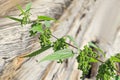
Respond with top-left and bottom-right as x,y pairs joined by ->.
1,0 -> 120,80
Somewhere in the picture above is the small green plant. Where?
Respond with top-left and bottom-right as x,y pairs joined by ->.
7,3 -> 120,80
7,3 -> 32,26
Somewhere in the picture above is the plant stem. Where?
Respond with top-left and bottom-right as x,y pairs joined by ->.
51,34 -> 104,63
65,42 -> 78,49
51,34 -> 120,74
88,54 -> 104,63
51,34 -> 78,49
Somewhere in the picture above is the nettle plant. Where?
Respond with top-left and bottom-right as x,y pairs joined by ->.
7,3 -> 120,80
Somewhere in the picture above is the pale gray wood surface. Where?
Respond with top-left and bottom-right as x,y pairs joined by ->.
1,0 -> 120,80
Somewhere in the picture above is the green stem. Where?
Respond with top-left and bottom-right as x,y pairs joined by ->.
51,34 -> 78,49
52,32 -> 120,74
51,34 -> 104,63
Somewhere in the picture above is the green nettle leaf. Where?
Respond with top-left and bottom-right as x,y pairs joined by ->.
66,35 -> 78,47
89,57 -> 98,62
44,21 -> 51,27
115,53 -> 120,59
53,37 -> 68,51
77,45 -> 98,79
38,16 -> 56,21
17,5 -> 25,15
39,28 -> 52,47
40,49 -> 74,62
24,46 -> 51,57
66,35 -> 80,52
110,56 -> 120,62
29,30 -> 37,36
96,60 -> 115,80
53,37 -> 68,63
114,75 -> 120,80
25,2 -> 32,11
31,23 -> 44,33
6,16 -> 22,22
88,42 -> 105,57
